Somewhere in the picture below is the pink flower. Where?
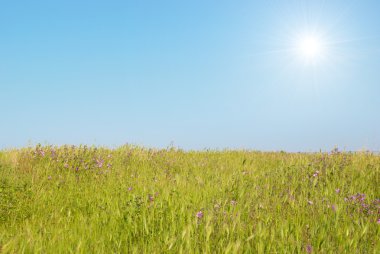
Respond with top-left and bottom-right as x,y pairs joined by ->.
377,218 -> 380,224
96,158 -> 104,168
335,189 -> 340,194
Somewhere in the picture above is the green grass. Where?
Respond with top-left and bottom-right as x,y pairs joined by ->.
0,145 -> 379,253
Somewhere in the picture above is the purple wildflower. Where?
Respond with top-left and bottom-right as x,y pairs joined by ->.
148,195 -> 154,202
50,149 -> 57,158
96,158 -> 104,168
196,211 -> 204,219
331,204 -> 337,212
306,244 -> 313,253
335,189 -> 340,194
347,193 -> 366,203
377,218 -> 380,224
128,187 -> 133,191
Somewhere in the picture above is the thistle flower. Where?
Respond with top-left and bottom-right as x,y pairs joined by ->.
306,244 -> 313,253
96,158 -> 104,168
196,211 -> 204,219
50,148 -> 57,158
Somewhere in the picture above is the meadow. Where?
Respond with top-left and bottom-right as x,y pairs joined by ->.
0,145 -> 379,253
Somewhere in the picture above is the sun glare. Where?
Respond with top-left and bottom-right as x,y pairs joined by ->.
296,35 -> 324,63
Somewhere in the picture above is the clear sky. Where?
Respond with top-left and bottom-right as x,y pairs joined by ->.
1,1 -> 380,151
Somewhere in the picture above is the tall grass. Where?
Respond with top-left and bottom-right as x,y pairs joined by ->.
0,145 -> 379,253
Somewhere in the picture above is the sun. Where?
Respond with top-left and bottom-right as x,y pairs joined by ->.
296,35 -> 324,63
299,37 -> 321,58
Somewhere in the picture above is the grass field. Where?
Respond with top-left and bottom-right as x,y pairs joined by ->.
0,145 -> 379,253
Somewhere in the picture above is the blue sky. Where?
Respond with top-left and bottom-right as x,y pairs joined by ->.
1,1 -> 379,151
